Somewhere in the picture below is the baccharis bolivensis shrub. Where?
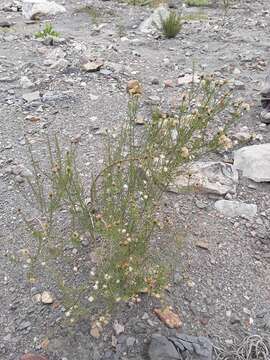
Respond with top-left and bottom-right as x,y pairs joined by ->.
19,74 -> 248,319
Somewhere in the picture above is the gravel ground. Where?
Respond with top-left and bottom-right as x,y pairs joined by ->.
1,0 -> 270,359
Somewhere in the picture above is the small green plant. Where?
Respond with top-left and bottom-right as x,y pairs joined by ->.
35,23 -> 59,39
162,12 -> 182,39
18,75 -> 247,321
185,0 -> 210,6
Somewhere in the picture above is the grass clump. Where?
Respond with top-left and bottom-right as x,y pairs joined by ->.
185,0 -> 210,6
162,12 -> 182,39
18,75 -> 247,320
35,22 -> 59,39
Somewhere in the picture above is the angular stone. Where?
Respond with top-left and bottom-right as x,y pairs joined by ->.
23,91 -> 40,102
113,320 -> 125,335
22,0 -> 66,20
148,334 -> 180,360
177,73 -> 200,86
139,5 -> 170,33
215,200 -> 257,220
171,161 -> 238,195
154,307 -> 182,329
82,61 -> 103,72
127,79 -> 142,96
20,76 -> 34,89
234,143 -> 270,182
41,291 -> 54,304
260,109 -> 270,124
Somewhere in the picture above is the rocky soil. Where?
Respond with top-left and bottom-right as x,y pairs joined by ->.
1,0 -> 270,359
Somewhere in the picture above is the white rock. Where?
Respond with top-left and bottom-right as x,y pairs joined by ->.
22,91 -> 40,102
234,143 -> 270,182
139,5 -> 170,33
113,320 -> 125,335
22,0 -> 66,20
215,200 -> 257,220
20,76 -> 34,89
177,73 -> 200,86
170,161 -> 238,195
41,290 -> 54,304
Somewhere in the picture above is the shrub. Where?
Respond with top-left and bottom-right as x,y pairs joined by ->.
19,75 -> 246,319
162,12 -> 182,39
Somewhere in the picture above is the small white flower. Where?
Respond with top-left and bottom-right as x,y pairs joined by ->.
163,167 -> 168,172
88,296 -> 94,303
143,195 -> 148,200
90,271 -> 95,276
123,184 -> 128,191
128,266 -> 133,272
116,279 -> 120,284
122,229 -> 127,234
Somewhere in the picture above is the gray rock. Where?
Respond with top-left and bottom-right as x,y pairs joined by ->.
149,334 -> 213,360
20,75 -> 34,89
234,80 -> 245,90
148,334 -> 180,360
215,200 -> 257,220
22,0 -> 66,20
260,109 -> 270,124
234,143 -> 270,182
18,320 -> 31,331
170,162 -> 238,195
23,91 -> 40,102
139,5 -> 170,33
126,336 -> 136,347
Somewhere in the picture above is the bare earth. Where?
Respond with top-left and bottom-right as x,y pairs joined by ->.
0,0 -> 270,359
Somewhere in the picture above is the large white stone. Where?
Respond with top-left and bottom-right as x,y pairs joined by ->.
139,5 -> 170,33
170,161 -> 238,195
234,143 -> 270,182
215,200 -> 257,220
22,0 -> 66,20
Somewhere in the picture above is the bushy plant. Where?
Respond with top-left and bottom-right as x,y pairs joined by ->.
18,75 -> 246,320
162,12 -> 182,39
